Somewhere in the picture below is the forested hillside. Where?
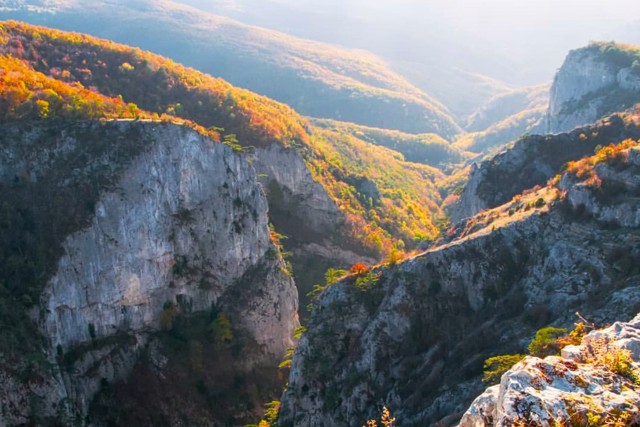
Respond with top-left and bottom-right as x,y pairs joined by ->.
0,0 -> 463,137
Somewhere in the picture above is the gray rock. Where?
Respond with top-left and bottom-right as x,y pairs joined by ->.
460,314 -> 640,426
0,120 -> 298,423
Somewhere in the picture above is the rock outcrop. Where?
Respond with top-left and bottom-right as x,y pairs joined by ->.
0,120 -> 298,424
450,110 -> 640,223
459,314 -> 640,426
547,42 -> 640,134
279,145 -> 640,426
252,143 -> 343,238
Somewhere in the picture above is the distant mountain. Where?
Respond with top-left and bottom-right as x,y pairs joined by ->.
548,42 -> 640,133
174,0 -> 520,119
174,0 -> 640,119
454,108 -> 546,155
393,62 -> 514,121
312,119 -> 471,169
0,0 -> 463,138
465,85 -> 549,132
455,41 -> 640,156
453,84 -> 549,154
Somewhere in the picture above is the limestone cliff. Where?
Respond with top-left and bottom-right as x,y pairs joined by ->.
279,145 -> 640,426
0,120 -> 298,424
547,42 -> 640,134
253,144 -> 342,237
459,314 -> 640,426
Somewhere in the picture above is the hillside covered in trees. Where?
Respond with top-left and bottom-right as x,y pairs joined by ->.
0,0 -> 463,138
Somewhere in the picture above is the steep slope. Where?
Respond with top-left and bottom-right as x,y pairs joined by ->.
0,120 -> 298,425
0,21 -> 450,307
0,1 -> 463,137
279,142 -> 640,426
450,109 -> 640,222
460,314 -> 640,425
548,42 -> 640,133
172,0 -> 537,118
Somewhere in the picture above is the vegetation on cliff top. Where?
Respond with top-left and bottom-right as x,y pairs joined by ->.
0,20 -> 310,147
585,41 -> 640,71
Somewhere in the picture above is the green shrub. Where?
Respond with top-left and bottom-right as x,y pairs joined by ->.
209,313 -> 233,349
354,272 -> 380,292
528,326 -> 567,357
482,354 -> 526,384
586,336 -> 640,383
263,400 -> 280,425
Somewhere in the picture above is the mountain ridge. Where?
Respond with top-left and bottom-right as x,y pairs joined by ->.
0,1 -> 464,137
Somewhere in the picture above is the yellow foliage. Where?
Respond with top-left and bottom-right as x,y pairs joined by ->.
564,139 -> 638,183
363,406 -> 396,427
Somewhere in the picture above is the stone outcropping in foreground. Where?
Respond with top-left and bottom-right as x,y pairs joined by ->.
459,314 -> 640,426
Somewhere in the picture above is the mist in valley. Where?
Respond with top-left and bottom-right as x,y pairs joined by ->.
178,0 -> 640,85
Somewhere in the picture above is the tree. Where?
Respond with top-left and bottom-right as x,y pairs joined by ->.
35,100 -> 49,119
160,301 -> 178,330
209,313 -> 233,349
528,326 -> 567,357
482,354 -> 526,384
350,263 -> 369,275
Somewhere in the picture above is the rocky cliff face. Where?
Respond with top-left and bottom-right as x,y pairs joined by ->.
279,145 -> 640,426
252,143 -> 377,315
459,314 -> 640,426
252,143 -> 343,238
547,43 -> 640,134
0,120 -> 298,424
450,110 -> 640,223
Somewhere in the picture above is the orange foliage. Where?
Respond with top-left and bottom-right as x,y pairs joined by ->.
305,129 -> 443,257
0,55 -> 223,142
0,55 -> 139,121
565,140 -> 638,184
0,20 -> 309,148
349,263 -> 370,275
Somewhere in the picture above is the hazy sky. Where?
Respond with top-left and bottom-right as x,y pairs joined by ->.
181,0 -> 640,84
